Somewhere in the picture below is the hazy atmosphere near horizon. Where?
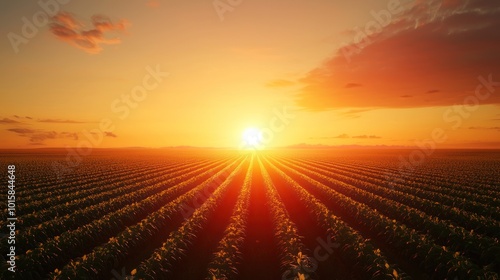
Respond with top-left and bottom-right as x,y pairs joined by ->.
1,0 -> 499,149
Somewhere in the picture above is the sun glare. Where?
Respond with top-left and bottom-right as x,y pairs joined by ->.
242,127 -> 262,148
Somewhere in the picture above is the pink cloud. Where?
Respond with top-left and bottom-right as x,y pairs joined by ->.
50,12 -> 129,54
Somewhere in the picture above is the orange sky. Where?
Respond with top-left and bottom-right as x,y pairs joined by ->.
0,0 -> 499,149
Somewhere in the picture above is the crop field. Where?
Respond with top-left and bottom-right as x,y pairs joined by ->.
1,149 -> 499,279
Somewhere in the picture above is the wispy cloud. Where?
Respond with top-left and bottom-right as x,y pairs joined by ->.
50,12 -> 129,54
7,128 -> 35,134
352,135 -> 382,139
426,89 -> 440,94
340,109 -> 372,115
336,108 -> 373,119
333,133 -> 350,139
345,83 -> 362,88
2,116 -> 91,125
0,118 -> 22,124
310,133 -> 350,139
7,128 -> 79,144
60,132 -> 79,140
468,126 -> 500,131
105,132 -> 117,138
38,118 -> 89,124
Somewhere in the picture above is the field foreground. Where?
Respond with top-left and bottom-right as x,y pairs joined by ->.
1,149 -> 499,279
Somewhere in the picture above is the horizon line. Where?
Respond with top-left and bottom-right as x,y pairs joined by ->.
1,144 -> 499,151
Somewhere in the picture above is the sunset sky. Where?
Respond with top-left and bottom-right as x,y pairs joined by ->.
1,0 -> 499,149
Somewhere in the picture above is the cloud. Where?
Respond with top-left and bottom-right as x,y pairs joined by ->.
468,126 -> 500,131
426,89 -> 440,94
0,118 -> 22,124
1,116 -> 91,126
30,131 -> 59,144
60,132 -> 79,140
266,79 -> 295,88
7,128 -> 79,144
340,109 -> 372,115
336,108 -> 373,119
352,135 -> 382,139
7,128 -> 36,134
294,0 -> 500,110
334,133 -> 350,139
38,118 -> 88,124
309,134 -> 349,139
345,83 -> 362,88
2,116 -> 91,125
50,12 -> 128,54
105,131 -> 117,138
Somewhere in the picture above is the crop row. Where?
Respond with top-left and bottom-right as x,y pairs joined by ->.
1,160 -> 162,222
294,158 -> 500,213
258,157 -> 314,280
286,158 -> 500,238
17,159 -> 194,201
275,158 -> 500,267
16,159 -> 143,195
130,157 -> 249,279
334,159 -> 500,207
269,158 -> 496,279
13,159 -> 224,229
6,159 -> 228,254
16,159 -> 204,215
206,157 -> 254,280
14,158 -> 241,279
263,158 -> 404,280
328,159 -> 500,199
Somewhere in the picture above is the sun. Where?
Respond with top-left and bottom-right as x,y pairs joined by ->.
242,127 -> 263,148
